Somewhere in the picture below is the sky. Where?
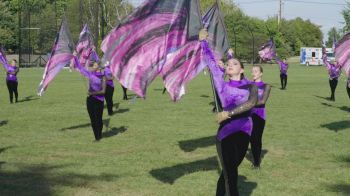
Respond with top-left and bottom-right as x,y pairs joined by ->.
126,0 -> 346,40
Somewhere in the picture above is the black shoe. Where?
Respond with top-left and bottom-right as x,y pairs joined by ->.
251,164 -> 260,170
108,112 -> 113,116
94,138 -> 101,142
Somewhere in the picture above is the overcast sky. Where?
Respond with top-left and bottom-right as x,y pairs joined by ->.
127,0 -> 347,39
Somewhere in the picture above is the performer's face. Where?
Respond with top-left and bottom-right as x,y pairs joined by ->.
251,66 -> 262,81
92,62 -> 99,71
10,60 -> 16,67
226,59 -> 243,77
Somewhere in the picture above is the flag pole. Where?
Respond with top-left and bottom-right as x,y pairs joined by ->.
209,71 -> 220,113
210,1 -> 222,113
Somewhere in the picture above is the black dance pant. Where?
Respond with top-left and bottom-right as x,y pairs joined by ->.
105,85 -> 114,115
6,80 -> 18,103
86,96 -> 104,140
122,85 -> 128,100
216,131 -> 250,196
347,83 -> 350,99
280,74 -> 287,89
329,78 -> 338,101
250,113 -> 266,167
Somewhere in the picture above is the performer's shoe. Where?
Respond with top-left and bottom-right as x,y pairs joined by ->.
251,164 -> 261,170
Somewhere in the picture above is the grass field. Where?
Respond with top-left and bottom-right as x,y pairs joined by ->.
0,64 -> 349,196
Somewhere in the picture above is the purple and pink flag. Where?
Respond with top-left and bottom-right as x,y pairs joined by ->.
101,0 -> 203,101
335,32 -> 350,76
202,2 -> 230,59
76,24 -> 99,67
0,47 -> 10,69
259,39 -> 276,61
38,18 -> 74,96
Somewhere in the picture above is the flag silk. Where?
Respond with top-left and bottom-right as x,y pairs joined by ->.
161,40 -> 205,101
76,24 -> 99,67
335,32 -> 350,76
202,3 -> 230,59
38,18 -> 74,96
258,39 -> 276,61
101,0 -> 202,99
0,47 -> 9,69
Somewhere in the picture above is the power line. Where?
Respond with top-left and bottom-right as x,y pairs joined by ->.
238,0 -> 278,4
285,0 -> 346,6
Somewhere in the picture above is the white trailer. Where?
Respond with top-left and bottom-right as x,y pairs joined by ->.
300,47 -> 334,66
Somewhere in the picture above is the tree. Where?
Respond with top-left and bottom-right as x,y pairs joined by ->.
342,1 -> 350,32
0,1 -> 17,51
325,27 -> 341,48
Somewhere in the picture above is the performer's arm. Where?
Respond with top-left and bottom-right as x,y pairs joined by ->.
73,56 -> 90,78
256,84 -> 271,106
216,84 -> 258,123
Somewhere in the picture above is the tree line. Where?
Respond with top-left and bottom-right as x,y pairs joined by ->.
1,0 -> 345,61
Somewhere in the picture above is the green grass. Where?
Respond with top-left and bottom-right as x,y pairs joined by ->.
0,64 -> 349,196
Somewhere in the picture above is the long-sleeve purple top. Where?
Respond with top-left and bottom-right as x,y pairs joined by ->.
4,64 -> 19,82
275,57 -> 288,75
322,53 -> 341,80
252,81 -> 272,120
202,40 -> 257,140
104,66 -> 114,88
74,57 -> 105,102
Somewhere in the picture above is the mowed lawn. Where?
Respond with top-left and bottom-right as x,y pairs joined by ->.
0,64 -> 349,196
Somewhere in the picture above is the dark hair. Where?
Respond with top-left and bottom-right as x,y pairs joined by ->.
218,58 -> 225,64
12,59 -> 17,63
253,65 -> 263,73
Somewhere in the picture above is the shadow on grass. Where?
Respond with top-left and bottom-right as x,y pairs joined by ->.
150,156 -> 220,184
17,95 -> 39,103
314,95 -> 331,101
238,175 -> 258,196
245,149 -> 268,165
326,183 -> 350,195
0,146 -> 14,154
102,127 -> 127,138
0,161 -> 5,169
60,119 -> 110,131
320,120 -> 350,132
178,136 -> 215,152
113,108 -> 130,114
334,154 -> 350,166
0,164 -> 118,195
321,102 -> 350,113
102,118 -> 127,138
200,95 -> 210,98
0,120 -> 8,127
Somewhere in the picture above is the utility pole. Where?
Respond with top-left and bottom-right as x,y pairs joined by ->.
278,0 -> 282,29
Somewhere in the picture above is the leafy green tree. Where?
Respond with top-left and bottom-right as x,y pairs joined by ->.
0,1 -> 18,51
342,1 -> 350,32
325,27 -> 342,48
